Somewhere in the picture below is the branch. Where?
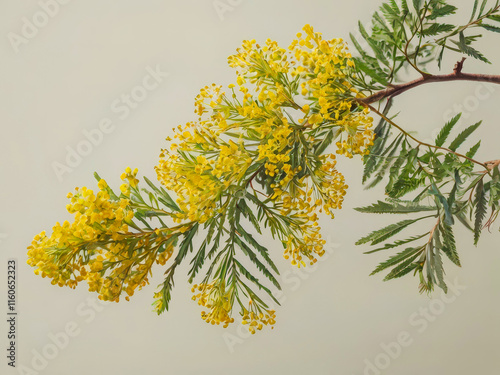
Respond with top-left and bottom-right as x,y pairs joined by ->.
361,103 -> 489,171
361,62 -> 500,104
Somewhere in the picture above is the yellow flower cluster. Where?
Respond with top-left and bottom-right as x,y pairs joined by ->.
228,24 -> 375,157
334,107 -> 375,158
29,25 -> 376,334
120,166 -> 139,194
241,306 -> 276,334
266,153 -> 347,266
157,121 -> 252,224
191,281 -> 235,328
154,25 -> 375,330
27,184 -> 133,287
27,170 -> 177,303
191,281 -> 276,333
257,118 -> 293,176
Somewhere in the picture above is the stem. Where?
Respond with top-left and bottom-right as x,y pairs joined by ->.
362,103 -> 489,171
428,217 -> 441,245
361,71 -> 500,104
436,4 -> 500,44
403,1 -> 430,78
246,166 -> 264,188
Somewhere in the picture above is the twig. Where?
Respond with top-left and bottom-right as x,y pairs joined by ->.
360,64 -> 500,104
362,103 -> 490,171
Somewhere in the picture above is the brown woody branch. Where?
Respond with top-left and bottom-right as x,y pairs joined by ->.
360,60 -> 500,104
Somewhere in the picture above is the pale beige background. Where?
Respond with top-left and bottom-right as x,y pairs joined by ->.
1,1 -> 499,374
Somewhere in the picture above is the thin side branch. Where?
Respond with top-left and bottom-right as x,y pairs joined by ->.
361,103 -> 490,171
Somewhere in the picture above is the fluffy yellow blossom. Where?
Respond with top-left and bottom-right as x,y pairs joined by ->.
29,24 -> 376,334
241,306 -> 276,334
191,281 -> 235,328
28,169 -> 179,303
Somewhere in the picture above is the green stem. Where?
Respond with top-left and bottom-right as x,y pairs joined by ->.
362,103 -> 489,171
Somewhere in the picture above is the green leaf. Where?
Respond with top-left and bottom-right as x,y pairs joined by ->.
456,211 -> 474,231
449,121 -> 482,151
387,177 -> 426,199
421,23 -> 455,36
143,176 -> 180,212
428,4 -> 457,20
429,244 -> 448,293
401,0 -> 410,14
364,233 -> 428,254
349,34 -> 378,67
233,259 -> 281,305
429,183 -> 454,226
479,0 -> 488,17
358,21 -> 390,67
487,14 -> 500,22
481,23 -> 500,32
188,242 -> 206,283
470,0 -> 480,22
439,223 -> 461,266
386,147 -> 409,193
437,44 -> 446,70
175,224 -> 198,263
237,224 -> 279,274
381,1 -> 400,22
353,58 -> 390,85
474,179 -> 487,245
238,199 -> 262,234
363,100 -> 393,183
153,263 -> 178,315
383,255 -> 420,281
357,217 -> 428,246
367,133 -> 405,188
466,141 -> 481,159
371,246 -> 424,275
413,0 -> 423,12
447,170 -> 461,209
314,130 -> 335,155
456,31 -> 490,63
356,200 -> 435,214
435,114 -> 461,147
234,236 -> 281,290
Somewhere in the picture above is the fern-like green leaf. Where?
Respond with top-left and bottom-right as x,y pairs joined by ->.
234,236 -> 281,290
449,121 -> 482,151
383,254 -> 420,281
371,246 -> 424,275
439,223 -> 461,266
456,31 -> 490,63
482,23 -> 500,32
428,4 -> 457,20
421,23 -> 455,36
356,200 -> 435,214
474,179 -> 488,245
237,224 -> 279,274
466,140 -> 481,159
364,233 -> 428,254
435,114 -> 461,147
357,217 -> 428,246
